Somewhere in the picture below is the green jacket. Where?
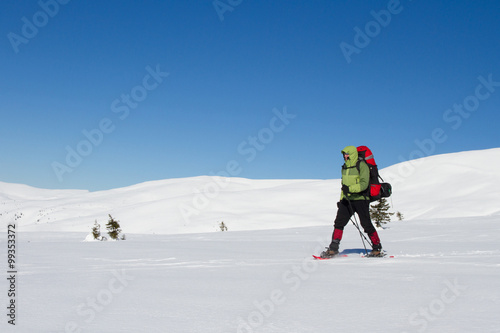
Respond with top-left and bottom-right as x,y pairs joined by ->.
340,146 -> 370,201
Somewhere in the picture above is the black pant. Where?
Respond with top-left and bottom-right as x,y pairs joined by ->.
333,199 -> 376,235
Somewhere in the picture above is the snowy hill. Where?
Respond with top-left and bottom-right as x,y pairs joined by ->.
1,148 -> 500,333
1,148 -> 500,235
382,147 -> 500,219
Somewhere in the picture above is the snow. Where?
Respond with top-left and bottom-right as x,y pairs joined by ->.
382,147 -> 500,219
1,148 -> 500,332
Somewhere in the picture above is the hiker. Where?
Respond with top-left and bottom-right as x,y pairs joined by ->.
322,145 -> 382,258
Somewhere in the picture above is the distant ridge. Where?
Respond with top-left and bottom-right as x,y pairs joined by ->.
1,148 -> 499,234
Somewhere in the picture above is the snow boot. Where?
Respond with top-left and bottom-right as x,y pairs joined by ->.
368,243 -> 383,257
320,247 -> 338,259
321,239 -> 340,258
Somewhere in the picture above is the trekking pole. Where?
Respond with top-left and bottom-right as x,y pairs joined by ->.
345,196 -> 371,255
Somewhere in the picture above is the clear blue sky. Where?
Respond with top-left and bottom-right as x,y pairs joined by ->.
1,0 -> 499,191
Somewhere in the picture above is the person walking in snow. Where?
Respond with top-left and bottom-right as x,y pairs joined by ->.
321,145 -> 382,258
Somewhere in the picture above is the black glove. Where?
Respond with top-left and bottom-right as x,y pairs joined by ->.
342,185 -> 350,195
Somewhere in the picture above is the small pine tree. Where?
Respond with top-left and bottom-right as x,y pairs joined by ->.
396,211 -> 404,221
106,214 -> 122,240
219,221 -> 228,232
370,198 -> 394,228
92,220 -> 101,240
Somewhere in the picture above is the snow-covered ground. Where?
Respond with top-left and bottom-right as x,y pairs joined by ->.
2,217 -> 499,333
1,148 -> 500,332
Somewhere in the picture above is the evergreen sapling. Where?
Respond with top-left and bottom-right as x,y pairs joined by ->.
91,220 -> 101,240
370,197 -> 394,228
219,221 -> 228,232
106,214 -> 122,240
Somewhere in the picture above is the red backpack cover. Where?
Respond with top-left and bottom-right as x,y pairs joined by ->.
356,146 -> 391,202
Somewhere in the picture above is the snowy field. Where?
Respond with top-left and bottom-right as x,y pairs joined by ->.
2,217 -> 499,333
1,148 -> 500,332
